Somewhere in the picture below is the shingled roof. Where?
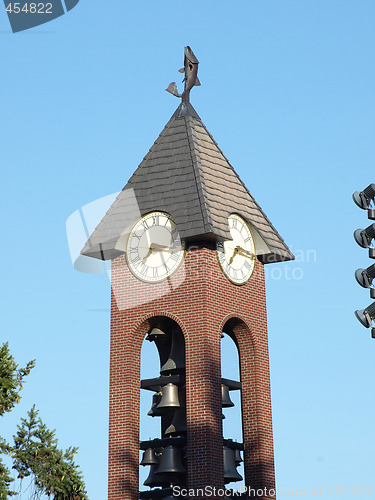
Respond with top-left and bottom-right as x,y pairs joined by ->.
81,102 -> 294,263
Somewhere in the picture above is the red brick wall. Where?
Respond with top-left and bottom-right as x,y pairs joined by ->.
108,247 -> 275,499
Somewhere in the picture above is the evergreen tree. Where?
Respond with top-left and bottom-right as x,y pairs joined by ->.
0,342 -> 35,498
0,342 -> 35,417
0,437 -> 16,498
12,406 -> 88,499
0,343 -> 88,499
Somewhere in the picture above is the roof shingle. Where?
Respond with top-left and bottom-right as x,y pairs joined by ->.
81,102 -> 294,263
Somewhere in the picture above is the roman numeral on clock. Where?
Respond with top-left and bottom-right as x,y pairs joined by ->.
244,261 -> 251,271
140,264 -> 147,275
133,256 -> 141,267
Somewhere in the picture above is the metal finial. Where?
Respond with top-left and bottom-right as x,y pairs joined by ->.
166,46 -> 200,103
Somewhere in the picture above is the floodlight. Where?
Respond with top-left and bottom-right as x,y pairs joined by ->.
355,263 -> 375,288
354,301 -> 375,328
353,183 -> 375,209
353,223 -> 375,248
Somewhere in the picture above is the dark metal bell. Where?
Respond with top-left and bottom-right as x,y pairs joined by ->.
164,409 -> 187,435
160,332 -> 185,374
157,383 -> 180,410
222,384 -> 234,408
147,392 -> 164,417
146,327 -> 166,342
156,445 -> 186,474
223,446 -> 242,484
140,447 -> 159,466
143,464 -> 170,487
234,448 -> 243,465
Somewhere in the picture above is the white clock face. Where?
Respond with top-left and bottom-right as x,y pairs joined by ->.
126,212 -> 184,283
216,214 -> 256,285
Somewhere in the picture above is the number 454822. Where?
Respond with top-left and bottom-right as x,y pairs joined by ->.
6,3 -> 53,13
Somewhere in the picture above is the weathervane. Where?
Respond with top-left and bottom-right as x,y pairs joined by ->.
166,46 -> 201,104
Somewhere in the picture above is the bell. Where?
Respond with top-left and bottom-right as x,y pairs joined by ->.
164,409 -> 187,435
146,327 -> 166,342
234,448 -> 243,466
143,464 -> 171,487
160,332 -> 185,374
223,446 -> 242,483
222,384 -> 234,408
140,447 -> 159,466
147,392 -> 164,417
157,383 -> 180,410
157,445 -> 186,474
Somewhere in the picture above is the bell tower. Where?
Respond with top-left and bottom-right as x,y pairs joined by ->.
81,47 -> 293,500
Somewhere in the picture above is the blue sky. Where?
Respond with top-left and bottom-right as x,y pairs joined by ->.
2,1 -> 375,498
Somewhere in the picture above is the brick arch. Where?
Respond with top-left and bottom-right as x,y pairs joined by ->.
131,311 -> 190,346
222,316 -> 275,496
109,314 -> 188,499
138,315 -> 187,490
220,320 -> 245,488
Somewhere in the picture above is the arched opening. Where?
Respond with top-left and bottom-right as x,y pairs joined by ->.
139,316 -> 187,496
221,320 -> 246,489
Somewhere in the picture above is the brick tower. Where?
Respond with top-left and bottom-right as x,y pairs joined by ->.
82,47 -> 293,500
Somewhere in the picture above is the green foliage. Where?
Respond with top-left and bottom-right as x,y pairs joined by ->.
0,342 -> 35,416
0,343 -> 88,499
12,405 -> 88,499
0,438 -> 16,498
0,342 -> 35,498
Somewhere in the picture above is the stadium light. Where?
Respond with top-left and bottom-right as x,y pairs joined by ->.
354,301 -> 375,329
355,263 -> 375,289
354,223 -> 375,249
353,183 -> 375,219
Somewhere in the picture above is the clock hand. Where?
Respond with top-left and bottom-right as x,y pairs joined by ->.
151,243 -> 174,251
236,246 -> 255,259
142,242 -> 179,263
228,247 -> 238,265
139,244 -> 172,250
142,247 -> 153,263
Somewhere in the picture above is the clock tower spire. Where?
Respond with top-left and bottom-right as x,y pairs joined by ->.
82,47 -> 293,500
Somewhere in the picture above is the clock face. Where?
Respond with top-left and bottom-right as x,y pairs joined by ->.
126,212 -> 185,282
216,214 -> 256,285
